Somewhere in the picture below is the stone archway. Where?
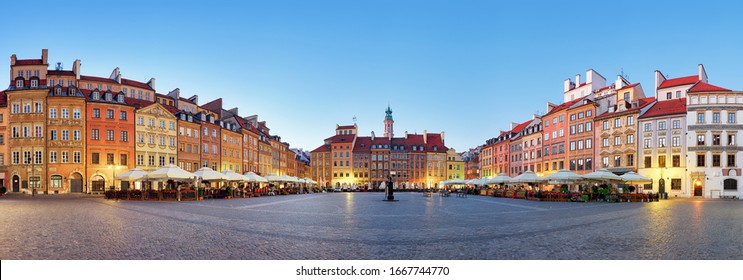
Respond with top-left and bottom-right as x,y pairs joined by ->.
693,179 -> 703,197
91,174 -> 106,193
70,172 -> 83,193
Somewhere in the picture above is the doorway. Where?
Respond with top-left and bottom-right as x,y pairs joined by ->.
12,175 -> 20,192
70,173 -> 83,193
694,179 -> 703,197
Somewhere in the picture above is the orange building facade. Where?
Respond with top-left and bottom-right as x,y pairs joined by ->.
86,90 -> 135,192
47,86 -> 87,193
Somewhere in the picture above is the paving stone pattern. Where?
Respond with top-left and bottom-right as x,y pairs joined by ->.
1,193 -> 742,259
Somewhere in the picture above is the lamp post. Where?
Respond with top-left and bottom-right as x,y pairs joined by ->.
108,165 -> 119,190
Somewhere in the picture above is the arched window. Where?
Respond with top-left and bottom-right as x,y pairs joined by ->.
724,178 -> 737,190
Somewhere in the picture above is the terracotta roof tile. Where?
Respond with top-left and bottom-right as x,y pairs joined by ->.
658,75 -> 698,89
311,144 -> 331,153
543,98 -> 582,117
639,98 -> 686,119
124,97 -> 155,108
324,134 -> 355,143
46,70 -> 75,76
0,91 -> 7,106
353,137 -> 372,152
15,59 -> 44,65
337,125 -> 356,130
688,81 -> 731,93
121,78 -> 152,89
80,75 -> 113,84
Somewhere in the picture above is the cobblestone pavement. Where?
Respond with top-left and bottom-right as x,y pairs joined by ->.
1,192 -> 742,260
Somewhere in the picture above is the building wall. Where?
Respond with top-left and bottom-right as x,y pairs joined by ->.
47,94 -> 86,193
567,103 -> 596,174
638,114 -> 687,197
521,127 -> 542,174
134,104 -> 178,173
542,110 -> 568,174
7,88 -> 48,194
686,92 -> 743,198
177,117 -> 200,172
242,129 -> 259,174
220,128 -> 242,173
0,99 -> 8,189
446,149 -> 464,180
86,95 -> 135,192
200,119 -> 221,171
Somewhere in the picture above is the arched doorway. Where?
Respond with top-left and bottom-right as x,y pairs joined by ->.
724,178 -> 737,192
70,173 -> 83,193
694,179 -> 703,196
12,175 -> 20,192
91,175 -> 105,193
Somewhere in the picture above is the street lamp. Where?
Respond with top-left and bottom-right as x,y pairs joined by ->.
108,165 -> 119,190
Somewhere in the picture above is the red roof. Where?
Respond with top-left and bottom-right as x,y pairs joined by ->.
596,97 -> 656,119
80,75 -> 113,84
179,97 -> 196,104
406,134 -> 425,146
658,75 -> 698,89
121,78 -> 152,89
162,104 -> 179,114
311,144 -> 331,153
543,98 -> 582,117
324,134 -> 355,143
337,125 -> 356,130
511,120 -> 532,134
124,97 -> 155,108
47,70 -> 75,76
688,82 -> 731,93
353,137 -> 372,152
617,83 -> 640,91
425,133 -> 446,151
15,59 -> 45,65
0,91 -> 7,106
639,98 -> 686,119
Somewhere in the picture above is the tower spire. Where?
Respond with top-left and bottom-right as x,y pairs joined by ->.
384,104 -> 394,138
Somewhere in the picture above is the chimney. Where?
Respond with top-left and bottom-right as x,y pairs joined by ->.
615,75 -> 623,90
371,131 -> 375,141
575,74 -> 581,87
563,79 -> 574,92
654,70 -> 665,90
228,107 -> 238,115
147,77 -> 156,91
168,88 -> 180,99
423,130 -> 428,144
188,95 -> 198,104
698,64 -> 708,83
73,59 -> 81,80
41,49 -> 48,65
510,122 -> 518,130
405,131 -> 408,139
10,54 -> 16,66
110,67 -> 121,83
441,131 -> 445,141
547,102 -> 556,112
532,114 -> 539,120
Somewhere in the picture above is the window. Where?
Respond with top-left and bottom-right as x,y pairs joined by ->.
671,179 -> 681,190
586,139 -> 592,149
697,135 -> 705,146
570,114 -> 576,121
93,108 -> 100,118
627,154 -> 634,166
729,113 -> 736,124
49,151 -> 58,163
697,154 -> 705,167
672,136 -> 680,147
603,121 -> 609,130
644,123 -> 651,131
586,158 -> 592,170
61,108 -> 69,119
578,112 -> 584,119
49,108 -> 57,119
91,129 -> 99,140
713,112 -> 721,123
729,134 -> 736,146
713,134 -> 721,146
728,154 -> 736,167
149,155 -> 155,166
73,108 -> 81,119
614,136 -> 621,146
577,124 -> 584,133
627,134 -> 634,144
658,138 -> 666,148
658,155 -> 666,168
35,102 -> 42,113
697,113 -> 705,124
170,122 -> 175,130
603,138 -> 609,147
23,103 -> 30,113
138,117 -> 144,125
586,110 -> 592,117
586,122 -> 592,131
570,126 -> 576,135
614,156 -> 621,167
107,153 -> 115,165
559,115 -> 564,122
137,155 -> 144,166
658,121 -> 666,130
159,156 -> 165,166
149,118 -> 155,126
570,141 -> 575,151
50,130 -> 57,141
712,154 -> 721,167
159,120 -> 165,128
106,130 -> 114,141
666,92 -> 672,99
120,111 -> 127,120
121,131 -> 128,142
644,139 -> 651,148
614,118 -> 621,128
61,130 -> 69,140
73,152 -> 81,163
673,155 -> 680,167
672,120 -> 680,129
578,140 -> 583,150
602,157 -> 609,168
92,153 -> 100,165
559,129 -> 564,137
120,154 -> 127,166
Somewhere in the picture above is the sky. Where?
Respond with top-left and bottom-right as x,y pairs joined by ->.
3,0 -> 743,153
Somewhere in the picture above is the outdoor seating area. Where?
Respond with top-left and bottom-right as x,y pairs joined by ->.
440,169 -> 663,203
104,165 -> 319,201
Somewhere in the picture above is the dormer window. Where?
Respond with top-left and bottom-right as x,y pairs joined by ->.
15,79 -> 24,88
117,94 -> 124,103
54,87 -> 62,95
92,91 -> 100,100
30,79 -> 38,88
105,93 -> 112,101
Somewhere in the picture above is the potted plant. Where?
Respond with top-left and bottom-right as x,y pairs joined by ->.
197,187 -> 204,200
0,186 -> 6,196
225,186 -> 233,199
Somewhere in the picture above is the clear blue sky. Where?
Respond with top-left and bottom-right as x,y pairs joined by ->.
4,0 -> 743,152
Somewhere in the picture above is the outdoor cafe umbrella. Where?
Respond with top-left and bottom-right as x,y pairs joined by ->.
443,179 -> 466,185
468,178 -> 489,186
487,173 -> 511,185
265,174 -> 283,182
619,172 -> 652,184
115,168 -> 148,181
583,169 -> 624,182
509,170 -> 545,184
221,170 -> 247,182
244,172 -> 268,183
193,167 -> 228,182
147,164 -> 196,181
543,169 -> 584,184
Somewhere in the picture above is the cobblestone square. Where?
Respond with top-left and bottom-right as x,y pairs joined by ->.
1,193 -> 742,259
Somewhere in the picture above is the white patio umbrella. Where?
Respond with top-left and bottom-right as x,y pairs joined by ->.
265,174 -> 283,182
194,167 -> 228,181
487,173 -> 511,185
509,171 -> 546,184
116,168 -> 148,181
443,179 -> 466,185
221,170 -> 247,182
468,178 -> 489,186
619,172 -> 652,184
543,169 -> 584,184
583,169 -> 624,182
244,172 -> 268,183
147,164 -> 196,181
